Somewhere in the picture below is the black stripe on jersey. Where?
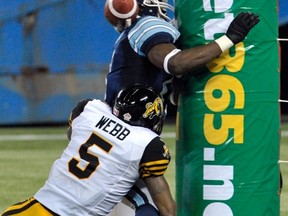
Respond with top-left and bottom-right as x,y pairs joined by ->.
125,184 -> 150,208
139,159 -> 170,178
2,198 -> 59,216
41,203 -> 60,216
2,199 -> 38,216
139,137 -> 171,178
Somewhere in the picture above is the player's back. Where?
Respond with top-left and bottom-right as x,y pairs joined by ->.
34,99 -> 158,215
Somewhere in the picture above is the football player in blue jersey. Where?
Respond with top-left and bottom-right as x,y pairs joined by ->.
105,0 -> 260,109
104,0 -> 260,215
105,0 -> 180,111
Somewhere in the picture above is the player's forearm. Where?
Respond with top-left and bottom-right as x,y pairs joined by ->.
158,200 -> 177,216
144,176 -> 177,216
168,42 -> 222,76
152,191 -> 176,216
163,12 -> 260,76
148,42 -> 222,77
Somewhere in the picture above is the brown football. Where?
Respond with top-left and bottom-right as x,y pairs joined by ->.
104,0 -> 139,26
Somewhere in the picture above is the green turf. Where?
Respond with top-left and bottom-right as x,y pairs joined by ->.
0,127 -> 68,212
0,123 -> 287,215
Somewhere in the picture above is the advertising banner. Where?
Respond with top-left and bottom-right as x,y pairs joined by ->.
175,0 -> 280,215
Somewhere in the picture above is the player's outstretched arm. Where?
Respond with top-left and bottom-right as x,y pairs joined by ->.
143,176 -> 176,216
148,12 -> 260,76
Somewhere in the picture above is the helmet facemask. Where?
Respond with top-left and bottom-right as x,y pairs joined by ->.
138,0 -> 174,21
114,18 -> 134,33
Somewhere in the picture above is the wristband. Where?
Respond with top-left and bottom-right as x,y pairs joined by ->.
163,49 -> 181,74
215,35 -> 234,52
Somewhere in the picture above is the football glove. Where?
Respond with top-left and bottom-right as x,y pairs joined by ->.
169,75 -> 185,106
226,12 -> 260,44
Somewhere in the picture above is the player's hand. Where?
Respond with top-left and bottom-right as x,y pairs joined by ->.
169,75 -> 188,106
226,12 -> 260,44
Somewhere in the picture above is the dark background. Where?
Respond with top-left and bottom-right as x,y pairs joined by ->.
280,23 -> 288,115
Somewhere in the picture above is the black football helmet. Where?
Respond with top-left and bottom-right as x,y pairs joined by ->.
136,0 -> 174,21
113,84 -> 165,134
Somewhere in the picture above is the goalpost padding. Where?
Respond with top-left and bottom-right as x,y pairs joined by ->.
175,0 -> 280,215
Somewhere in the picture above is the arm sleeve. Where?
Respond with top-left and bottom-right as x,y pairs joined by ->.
128,16 -> 180,56
139,136 -> 171,178
68,99 -> 93,125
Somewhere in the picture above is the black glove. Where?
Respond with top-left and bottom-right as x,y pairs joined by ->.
226,12 -> 260,44
170,75 -> 184,106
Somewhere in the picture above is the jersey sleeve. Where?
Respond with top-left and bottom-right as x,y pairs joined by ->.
139,136 -> 171,178
68,99 -> 93,125
128,16 -> 180,56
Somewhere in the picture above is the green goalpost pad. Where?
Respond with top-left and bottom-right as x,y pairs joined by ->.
175,0 -> 280,215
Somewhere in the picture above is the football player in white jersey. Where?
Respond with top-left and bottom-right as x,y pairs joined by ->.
2,84 -> 176,216
104,0 -> 260,215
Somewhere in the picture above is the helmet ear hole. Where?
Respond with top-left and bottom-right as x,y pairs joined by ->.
113,84 -> 165,134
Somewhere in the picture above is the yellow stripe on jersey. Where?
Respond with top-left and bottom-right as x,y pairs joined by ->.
140,159 -> 170,168
142,165 -> 168,171
139,159 -> 170,178
141,170 -> 167,178
2,197 -> 57,216
2,199 -> 31,212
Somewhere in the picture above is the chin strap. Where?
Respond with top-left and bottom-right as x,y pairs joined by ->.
115,18 -> 133,33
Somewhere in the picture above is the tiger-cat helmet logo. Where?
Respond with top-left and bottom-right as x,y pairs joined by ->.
142,97 -> 163,119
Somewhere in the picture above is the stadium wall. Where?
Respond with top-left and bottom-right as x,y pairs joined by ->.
0,0 -> 287,125
0,0 -> 117,125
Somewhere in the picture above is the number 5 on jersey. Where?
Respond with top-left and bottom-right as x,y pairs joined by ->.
68,133 -> 113,179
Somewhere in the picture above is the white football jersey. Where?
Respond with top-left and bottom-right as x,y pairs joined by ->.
34,99 -> 170,216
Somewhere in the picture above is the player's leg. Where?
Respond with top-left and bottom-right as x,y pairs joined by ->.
125,179 -> 160,216
109,199 -> 135,216
2,197 -> 57,216
135,204 -> 159,216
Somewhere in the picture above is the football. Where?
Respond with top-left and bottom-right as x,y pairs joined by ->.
104,0 -> 139,27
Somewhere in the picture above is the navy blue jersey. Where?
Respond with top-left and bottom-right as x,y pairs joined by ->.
105,16 -> 180,107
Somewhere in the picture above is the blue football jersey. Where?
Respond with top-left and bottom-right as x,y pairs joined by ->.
105,16 -> 180,107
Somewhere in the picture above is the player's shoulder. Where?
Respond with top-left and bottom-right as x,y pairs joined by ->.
145,136 -> 170,161
73,99 -> 104,112
69,99 -> 93,122
127,15 -> 180,55
132,124 -> 158,137
69,99 -> 109,123
130,125 -> 159,144
139,135 -> 171,178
